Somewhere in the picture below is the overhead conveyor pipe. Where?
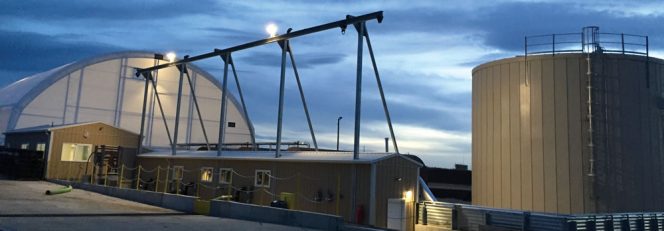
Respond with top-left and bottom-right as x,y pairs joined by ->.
135,11 -> 383,76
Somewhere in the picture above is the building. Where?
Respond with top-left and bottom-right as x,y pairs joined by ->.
3,122 -> 139,180
135,150 -> 421,228
471,27 -> 664,214
0,50 -> 424,230
0,51 -> 254,148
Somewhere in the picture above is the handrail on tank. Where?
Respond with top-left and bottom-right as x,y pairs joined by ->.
524,27 -> 649,57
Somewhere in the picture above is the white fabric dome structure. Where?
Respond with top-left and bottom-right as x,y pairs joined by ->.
0,51 -> 254,148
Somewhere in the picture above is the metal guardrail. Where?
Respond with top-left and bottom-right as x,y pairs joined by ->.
417,201 -> 664,231
417,201 -> 454,229
525,31 -> 649,57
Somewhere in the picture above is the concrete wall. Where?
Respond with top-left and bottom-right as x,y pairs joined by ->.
209,200 -> 343,230
50,179 -> 197,213
471,53 -> 664,214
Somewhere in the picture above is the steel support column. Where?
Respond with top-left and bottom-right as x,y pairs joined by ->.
364,28 -> 400,154
224,55 -> 257,150
172,61 -> 186,155
218,53 -> 230,156
180,65 -> 211,150
137,71 -> 150,154
279,40 -> 319,151
352,22 -> 365,160
275,39 -> 289,158
146,73 -> 174,147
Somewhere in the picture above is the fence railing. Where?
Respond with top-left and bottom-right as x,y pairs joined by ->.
525,32 -> 649,57
417,201 -> 664,231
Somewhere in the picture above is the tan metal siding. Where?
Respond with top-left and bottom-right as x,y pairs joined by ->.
46,122 -> 138,180
530,59 -> 546,212
519,60 -> 533,211
500,64 -> 511,209
554,58 -> 571,214
136,155 -> 419,228
509,62 -> 522,210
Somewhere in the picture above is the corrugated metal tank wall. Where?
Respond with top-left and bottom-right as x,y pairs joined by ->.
471,53 -> 664,214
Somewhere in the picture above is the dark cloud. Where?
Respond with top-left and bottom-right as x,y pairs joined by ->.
0,0 -> 223,20
238,51 -> 346,69
0,30 -> 121,84
379,2 -> 664,53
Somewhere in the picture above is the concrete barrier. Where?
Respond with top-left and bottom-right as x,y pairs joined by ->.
162,193 -> 196,213
210,200 -> 343,230
48,180 -> 195,213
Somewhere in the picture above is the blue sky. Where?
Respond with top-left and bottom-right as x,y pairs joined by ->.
1,1 -> 663,168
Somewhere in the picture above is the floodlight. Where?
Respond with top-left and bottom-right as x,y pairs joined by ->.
166,52 -> 176,63
266,23 -> 278,37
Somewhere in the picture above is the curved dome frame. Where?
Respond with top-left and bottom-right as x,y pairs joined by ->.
0,51 -> 255,147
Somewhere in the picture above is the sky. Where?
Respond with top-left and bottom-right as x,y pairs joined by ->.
1,0 -> 664,168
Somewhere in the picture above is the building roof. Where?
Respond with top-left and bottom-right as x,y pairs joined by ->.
0,51 -> 254,140
3,121 -> 138,135
138,150 -> 423,166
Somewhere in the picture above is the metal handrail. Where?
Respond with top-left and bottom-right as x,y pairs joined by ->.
525,31 -> 649,57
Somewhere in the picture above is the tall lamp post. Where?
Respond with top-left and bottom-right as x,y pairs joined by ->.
336,116 -> 343,151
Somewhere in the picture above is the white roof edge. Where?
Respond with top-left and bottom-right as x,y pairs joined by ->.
47,121 -> 139,135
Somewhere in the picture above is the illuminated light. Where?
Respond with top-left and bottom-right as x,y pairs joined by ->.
166,52 -> 176,63
266,23 -> 278,37
403,190 -> 413,202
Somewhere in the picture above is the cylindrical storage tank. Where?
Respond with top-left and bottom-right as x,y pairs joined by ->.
471,53 -> 664,214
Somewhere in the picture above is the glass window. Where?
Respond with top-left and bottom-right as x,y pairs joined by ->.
227,122 -> 236,128
36,143 -> 46,152
61,143 -> 92,161
254,170 -> 271,188
219,168 -> 232,184
173,166 -> 184,180
20,143 -> 29,150
200,167 -> 213,182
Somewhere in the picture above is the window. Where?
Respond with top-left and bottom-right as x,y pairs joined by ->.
36,143 -> 46,152
200,167 -> 213,183
20,143 -> 29,150
254,170 -> 271,188
61,143 -> 92,161
173,166 -> 184,180
219,168 -> 233,184
227,122 -> 236,128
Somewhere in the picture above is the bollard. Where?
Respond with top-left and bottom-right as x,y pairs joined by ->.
155,166 -> 160,192
104,163 -> 109,186
422,203 -> 428,225
163,167 -> 169,193
119,164 -> 124,188
136,165 -> 142,190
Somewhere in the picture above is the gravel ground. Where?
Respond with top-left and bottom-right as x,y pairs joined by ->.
0,180 -> 315,231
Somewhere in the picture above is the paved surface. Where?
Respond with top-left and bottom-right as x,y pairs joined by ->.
0,180 -> 316,231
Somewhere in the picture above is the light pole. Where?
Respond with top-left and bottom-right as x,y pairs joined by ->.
336,116 -> 343,151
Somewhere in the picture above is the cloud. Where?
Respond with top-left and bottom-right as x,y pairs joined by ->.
0,0 -> 223,20
0,29 -> 121,84
238,51 -> 346,69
